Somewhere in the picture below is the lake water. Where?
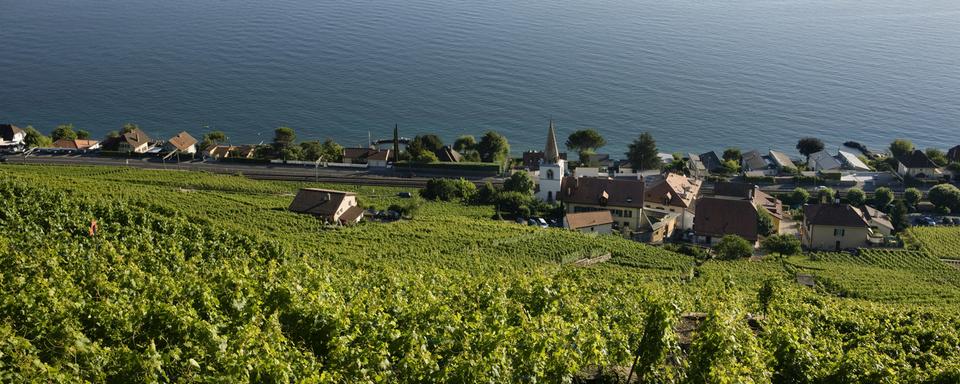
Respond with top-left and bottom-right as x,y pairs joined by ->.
2,0 -> 959,156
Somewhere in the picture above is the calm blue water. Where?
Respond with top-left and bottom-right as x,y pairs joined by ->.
2,0 -> 959,156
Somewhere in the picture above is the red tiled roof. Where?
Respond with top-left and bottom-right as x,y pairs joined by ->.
559,176 -> 645,209
565,211 -> 614,230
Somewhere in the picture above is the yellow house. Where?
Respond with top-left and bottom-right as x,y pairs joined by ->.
802,203 -> 875,251
559,176 -> 646,233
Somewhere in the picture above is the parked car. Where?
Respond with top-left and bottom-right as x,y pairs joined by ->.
914,217 -> 937,226
397,192 -> 413,198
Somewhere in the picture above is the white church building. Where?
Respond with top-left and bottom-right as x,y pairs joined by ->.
535,120 -> 567,202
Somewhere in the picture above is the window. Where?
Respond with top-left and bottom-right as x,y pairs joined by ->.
546,169 -> 554,180
834,228 -> 845,237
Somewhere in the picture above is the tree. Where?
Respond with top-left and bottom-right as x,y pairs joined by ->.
761,235 -> 801,257
757,208 -> 775,237
796,137 -> 825,160
503,171 -> 534,195
790,188 -> 810,206
625,132 -> 660,171
200,131 -> 228,150
475,182 -> 499,204
904,188 -> 922,209
889,139 -> 914,158
393,124 -> 400,163
565,129 -> 606,162
411,149 -> 438,163
926,148 -> 949,167
713,235 -> 753,260
845,188 -> 866,207
722,148 -> 742,162
453,135 -> 476,152
121,123 -> 139,134
273,126 -> 296,148
928,184 -> 960,212
890,200 -> 909,233
76,130 -> 91,140
51,124 -> 78,141
420,178 -> 477,202
23,126 -> 52,148
817,187 -> 836,203
720,159 -> 740,175
476,131 -> 510,163
873,187 -> 895,210
106,130 -> 120,139
411,134 -> 444,154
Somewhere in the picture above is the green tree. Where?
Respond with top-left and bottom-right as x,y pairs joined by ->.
121,123 -> 139,134
757,208 -> 775,237
625,132 -> 661,171
687,304 -> 770,382
926,148 -> 949,167
817,187 -> 836,203
420,178 -> 477,201
565,129 -> 606,162
796,137 -> 825,161
873,187 -> 895,210
790,188 -> 810,206
51,124 -> 78,141
453,135 -> 476,152
713,235 -> 753,260
889,139 -> 914,158
904,188 -> 922,209
393,124 -> 400,163
720,159 -> 741,175
411,149 -> 438,163
890,200 -> 909,233
475,181 -> 499,204
762,234 -> 801,257
503,171 -> 534,195
722,148 -> 742,162
410,134 -> 444,154
476,131 -> 510,163
845,188 -> 866,207
23,126 -> 52,148
273,126 -> 296,150
201,130 -> 228,150
928,184 -> 960,212
626,298 -> 681,383
76,130 -> 91,140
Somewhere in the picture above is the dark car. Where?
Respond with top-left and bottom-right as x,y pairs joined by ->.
397,192 -> 413,198
914,217 -> 937,226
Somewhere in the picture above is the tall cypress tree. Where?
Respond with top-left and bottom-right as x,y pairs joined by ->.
393,124 -> 400,163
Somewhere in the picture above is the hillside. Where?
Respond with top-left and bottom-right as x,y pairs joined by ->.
1,164 -> 959,382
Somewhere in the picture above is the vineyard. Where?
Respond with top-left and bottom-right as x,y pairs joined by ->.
907,227 -> 960,260
2,164 -> 960,382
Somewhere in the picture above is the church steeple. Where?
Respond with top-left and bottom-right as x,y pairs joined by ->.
544,119 -> 559,164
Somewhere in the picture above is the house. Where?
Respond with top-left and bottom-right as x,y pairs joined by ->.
808,150 -> 842,172
206,145 -> 256,160
802,203 -> 877,250
698,151 -> 724,173
522,150 -> 567,171
768,150 -> 795,172
582,153 -> 613,168
687,153 -> 708,179
118,128 -> 151,153
163,131 -> 198,154
896,150 -> 941,179
367,149 -> 391,168
559,176 -> 646,232
948,145 -> 960,163
861,205 -> 894,236
342,147 -> 379,164
53,139 -> 100,151
693,182 -> 783,246
837,150 -> 871,171
288,188 -> 364,225
643,173 -> 701,230
0,124 -> 26,152
535,120 -> 568,202
742,150 -> 772,174
563,211 -> 614,234
436,146 -> 462,163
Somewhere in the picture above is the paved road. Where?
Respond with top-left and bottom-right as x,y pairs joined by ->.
2,154 -> 504,188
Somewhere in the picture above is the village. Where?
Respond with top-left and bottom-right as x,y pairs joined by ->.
2,121 -> 960,256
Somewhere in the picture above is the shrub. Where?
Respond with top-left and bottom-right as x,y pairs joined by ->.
761,235 -> 801,256
713,235 -> 753,260
419,178 -> 477,202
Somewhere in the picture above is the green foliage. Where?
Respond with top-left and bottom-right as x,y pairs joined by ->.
722,148 -> 742,162
796,137 -> 824,159
817,187 -> 836,204
626,132 -> 661,171
299,139 -> 343,162
721,159 -> 741,175
76,129 -> 91,139
200,130 -> 228,150
686,303 -> 771,383
452,135 -> 476,152
565,129 -> 606,162
761,235 -> 801,256
273,126 -> 296,149
411,148 -> 439,163
22,125 -> 52,148
476,131 -> 510,164
909,227 -> 960,260
51,123 -> 78,141
890,200 -> 909,233
757,208 -> 775,237
889,139 -> 914,158
928,184 -> 960,212
419,178 -> 477,202
121,122 -> 139,134
873,187 -> 895,210
789,188 -> 810,206
714,235 -> 754,260
503,171 -> 534,195
408,134 -> 444,161
845,188 -> 866,206
926,148 -> 949,167
904,188 -> 922,209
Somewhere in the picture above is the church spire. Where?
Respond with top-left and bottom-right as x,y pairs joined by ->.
544,119 -> 559,164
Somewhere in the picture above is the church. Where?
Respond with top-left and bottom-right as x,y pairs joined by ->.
535,120 -> 567,202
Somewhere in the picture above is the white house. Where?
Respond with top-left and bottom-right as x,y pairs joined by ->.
768,150 -> 795,172
535,120 -> 567,202
896,150 -> 941,179
288,188 -> 364,225
164,131 -> 198,155
118,128 -> 152,153
367,149 -> 391,168
837,150 -> 871,171
0,124 -> 26,152
808,150 -> 842,172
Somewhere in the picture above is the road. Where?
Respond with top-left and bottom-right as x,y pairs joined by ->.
1,153 -> 504,188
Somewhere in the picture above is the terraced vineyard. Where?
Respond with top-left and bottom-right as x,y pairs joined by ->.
908,227 -> 960,260
2,164 -> 960,382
